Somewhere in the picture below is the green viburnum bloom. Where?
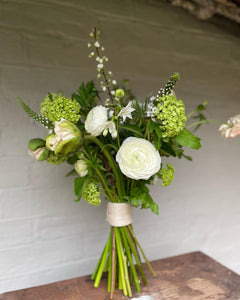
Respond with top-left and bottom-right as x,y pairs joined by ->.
159,163 -> 175,186
83,181 -> 101,206
41,94 -> 80,123
154,95 -> 186,138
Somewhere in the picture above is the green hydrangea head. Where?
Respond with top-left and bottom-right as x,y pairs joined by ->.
41,94 -> 80,123
159,163 -> 175,186
154,95 -> 186,138
83,181 -> 101,206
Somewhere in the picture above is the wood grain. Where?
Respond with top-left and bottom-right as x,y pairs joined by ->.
2,252 -> 240,300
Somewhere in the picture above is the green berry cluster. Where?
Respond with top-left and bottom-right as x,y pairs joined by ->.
41,94 -> 80,123
154,95 -> 186,138
83,181 -> 101,206
159,163 -> 175,186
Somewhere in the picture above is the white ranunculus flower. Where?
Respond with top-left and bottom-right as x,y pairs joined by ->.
75,159 -> 88,177
85,105 -> 108,137
116,137 -> 161,180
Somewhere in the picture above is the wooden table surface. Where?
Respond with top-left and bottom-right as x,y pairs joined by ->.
1,251 -> 240,300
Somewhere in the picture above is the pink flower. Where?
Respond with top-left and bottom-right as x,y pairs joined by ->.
219,114 -> 240,138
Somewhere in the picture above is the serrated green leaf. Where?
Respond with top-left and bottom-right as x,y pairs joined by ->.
150,202 -> 159,215
17,98 -> 53,129
174,128 -> 201,150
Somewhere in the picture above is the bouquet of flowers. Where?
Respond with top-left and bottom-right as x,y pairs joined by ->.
18,28 -> 207,298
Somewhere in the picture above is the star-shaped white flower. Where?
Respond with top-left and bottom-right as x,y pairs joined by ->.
118,101 -> 135,122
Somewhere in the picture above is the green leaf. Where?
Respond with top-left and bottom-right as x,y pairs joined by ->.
17,98 -> 53,129
74,177 -> 87,202
67,154 -> 78,165
120,124 -> 143,137
154,134 -> 162,150
72,81 -> 99,111
127,184 -> 159,215
66,169 -> 77,177
174,128 -> 201,150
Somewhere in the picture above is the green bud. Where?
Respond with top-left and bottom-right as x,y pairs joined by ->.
29,147 -> 50,161
28,139 -> 45,151
115,89 -> 125,99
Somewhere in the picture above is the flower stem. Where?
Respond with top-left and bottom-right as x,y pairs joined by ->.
114,227 -> 128,296
119,227 -> 140,293
93,233 -> 111,287
85,135 -> 124,200
128,225 -> 156,277
186,118 -> 222,129
82,147 -> 116,202
110,227 -> 116,298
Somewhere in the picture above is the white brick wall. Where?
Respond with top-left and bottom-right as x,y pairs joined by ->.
0,0 -> 240,294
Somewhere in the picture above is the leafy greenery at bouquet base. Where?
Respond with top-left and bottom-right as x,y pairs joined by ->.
18,27 -> 208,298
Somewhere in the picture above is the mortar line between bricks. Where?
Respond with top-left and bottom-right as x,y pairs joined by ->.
0,16 -> 238,43
0,57 -> 240,73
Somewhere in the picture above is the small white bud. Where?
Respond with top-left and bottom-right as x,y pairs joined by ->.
94,41 -> 100,47
103,128 -> 108,136
97,63 -> 104,69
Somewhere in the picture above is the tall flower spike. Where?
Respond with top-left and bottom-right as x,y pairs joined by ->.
17,98 -> 53,129
89,28 -> 117,104
157,73 -> 180,97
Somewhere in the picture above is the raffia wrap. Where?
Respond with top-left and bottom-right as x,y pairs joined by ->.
106,203 -> 132,227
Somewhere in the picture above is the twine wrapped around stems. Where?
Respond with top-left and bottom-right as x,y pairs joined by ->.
106,203 -> 132,227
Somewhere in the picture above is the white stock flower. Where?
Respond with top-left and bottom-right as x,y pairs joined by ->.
118,101 -> 135,122
75,159 -> 88,177
85,105 -> 108,137
116,137 -> 161,180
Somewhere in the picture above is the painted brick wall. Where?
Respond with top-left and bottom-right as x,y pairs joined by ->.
0,0 -> 240,293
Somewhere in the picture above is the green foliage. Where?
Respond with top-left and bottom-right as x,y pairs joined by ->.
67,154 -> 79,165
17,98 -> 53,129
127,184 -> 159,215
46,152 -> 66,165
186,101 -> 209,132
173,128 -> 201,150
74,176 -> 87,202
119,124 -> 143,137
72,81 -> 99,116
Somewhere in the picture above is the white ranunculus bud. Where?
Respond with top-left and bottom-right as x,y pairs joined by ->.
75,159 -> 88,177
29,147 -> 49,161
116,137 -> 161,180
85,105 -> 108,137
